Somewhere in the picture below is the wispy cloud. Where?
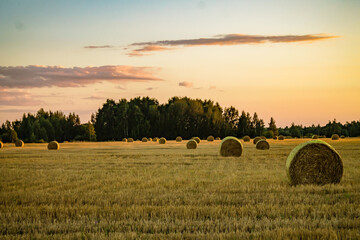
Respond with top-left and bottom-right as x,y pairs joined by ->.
0,89 -> 44,106
84,45 -> 114,49
115,86 -> 127,90
0,65 -> 162,88
128,45 -> 174,56
127,33 -> 337,56
83,95 -> 104,100
179,81 -> 193,88
208,85 -> 224,92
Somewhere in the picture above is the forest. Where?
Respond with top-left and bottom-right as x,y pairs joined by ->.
1,96 -> 359,143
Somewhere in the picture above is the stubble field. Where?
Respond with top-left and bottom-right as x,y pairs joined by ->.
0,138 -> 359,239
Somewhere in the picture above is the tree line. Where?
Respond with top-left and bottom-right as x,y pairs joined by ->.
1,96 -> 360,143
0,109 -> 96,143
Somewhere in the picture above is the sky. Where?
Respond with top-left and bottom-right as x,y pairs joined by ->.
0,0 -> 359,127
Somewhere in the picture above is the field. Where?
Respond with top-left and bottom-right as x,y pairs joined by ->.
0,138 -> 359,239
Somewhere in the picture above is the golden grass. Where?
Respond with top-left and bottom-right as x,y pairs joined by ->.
0,138 -> 359,239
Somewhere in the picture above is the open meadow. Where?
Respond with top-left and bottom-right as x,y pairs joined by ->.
0,138 -> 359,239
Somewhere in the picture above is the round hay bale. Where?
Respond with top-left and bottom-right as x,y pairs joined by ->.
286,140 -> 343,185
159,137 -> 166,144
207,136 -> 214,142
253,137 -> 261,145
0,141 -> 3,148
48,141 -> 60,150
152,137 -> 158,142
220,136 -> 243,157
15,140 -> 24,147
256,139 -> 270,150
127,138 -> 134,142
215,137 -> 221,140
176,136 -> 182,142
186,139 -> 197,149
260,136 -> 266,140
148,138 -> 152,141
340,135 -> 345,139
243,136 -> 251,142
192,137 -> 201,144
312,135 -> 318,139
331,134 -> 340,140
142,137 -> 148,142
122,138 -> 127,142
278,135 -> 285,140
273,136 -> 278,140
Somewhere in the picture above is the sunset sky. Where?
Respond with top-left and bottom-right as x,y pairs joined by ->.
0,0 -> 359,127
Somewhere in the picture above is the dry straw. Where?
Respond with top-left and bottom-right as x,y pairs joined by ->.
215,137 -> 221,140
207,136 -> 214,142
273,136 -> 278,140
340,135 -> 345,139
159,137 -> 166,144
243,136 -> 251,142
148,138 -> 152,141
15,140 -> 24,147
142,137 -> 148,142
312,135 -> 318,139
260,136 -> 266,140
192,137 -> 201,144
48,141 -> 60,150
253,137 -> 261,145
176,136 -> 182,142
152,137 -> 158,142
256,139 -> 270,150
122,138 -> 127,142
186,139 -> 197,149
331,134 -> 340,140
220,136 -> 243,157
278,135 -> 285,140
0,141 -> 3,148
286,140 -> 343,185
127,138 -> 134,142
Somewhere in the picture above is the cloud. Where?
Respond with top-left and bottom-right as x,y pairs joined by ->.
83,95 -> 104,100
128,33 -> 337,56
179,81 -> 193,88
84,45 -> 114,49
0,89 -> 44,106
0,65 -> 162,88
115,86 -> 127,90
128,45 -> 174,56
208,85 -> 224,92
